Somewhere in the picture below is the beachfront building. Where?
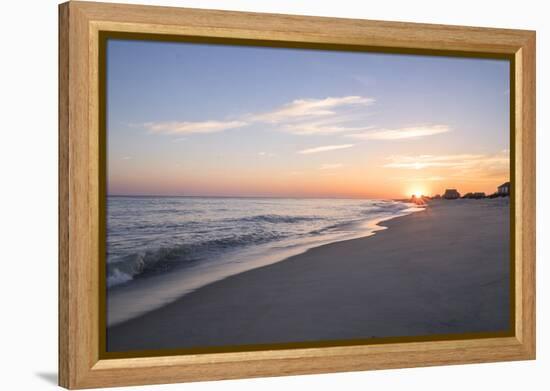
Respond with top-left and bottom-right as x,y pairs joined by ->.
443,189 -> 460,199
497,182 -> 510,196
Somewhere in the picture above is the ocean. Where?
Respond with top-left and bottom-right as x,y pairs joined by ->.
106,196 -> 422,326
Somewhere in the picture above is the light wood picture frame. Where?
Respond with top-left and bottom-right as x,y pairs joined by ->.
59,1 -> 536,389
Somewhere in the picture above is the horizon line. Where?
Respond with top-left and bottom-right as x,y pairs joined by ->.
106,193 -> 406,201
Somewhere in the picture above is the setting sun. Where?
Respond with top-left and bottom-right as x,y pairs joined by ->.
410,189 -> 426,198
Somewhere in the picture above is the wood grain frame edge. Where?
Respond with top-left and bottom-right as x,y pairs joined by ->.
58,2 -> 537,389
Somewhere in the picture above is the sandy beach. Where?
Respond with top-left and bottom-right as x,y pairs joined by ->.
107,198 -> 510,352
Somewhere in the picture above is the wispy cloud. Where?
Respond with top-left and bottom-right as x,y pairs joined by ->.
142,98 -> 451,146
392,175 -> 445,182
258,151 -> 276,157
320,163 -> 344,170
122,156 -> 132,160
250,96 -> 374,123
349,125 -> 450,140
143,95 -> 375,137
384,152 -> 509,171
145,120 -> 247,135
298,144 -> 354,155
283,122 -> 373,135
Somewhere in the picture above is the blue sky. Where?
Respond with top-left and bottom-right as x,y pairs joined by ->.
107,39 -> 510,198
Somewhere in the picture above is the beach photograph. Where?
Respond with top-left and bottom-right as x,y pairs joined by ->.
105,39 -> 511,353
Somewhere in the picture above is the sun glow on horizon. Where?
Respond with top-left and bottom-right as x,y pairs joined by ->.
409,188 -> 427,198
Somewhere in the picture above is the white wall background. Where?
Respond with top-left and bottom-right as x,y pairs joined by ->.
0,0 -> 546,389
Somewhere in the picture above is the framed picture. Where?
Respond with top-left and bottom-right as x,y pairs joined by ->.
59,1 -> 536,389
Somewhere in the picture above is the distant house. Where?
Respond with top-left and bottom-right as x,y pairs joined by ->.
498,182 -> 510,196
443,189 -> 460,199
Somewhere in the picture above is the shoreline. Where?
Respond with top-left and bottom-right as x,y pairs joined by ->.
106,203 -> 421,326
107,199 -> 510,352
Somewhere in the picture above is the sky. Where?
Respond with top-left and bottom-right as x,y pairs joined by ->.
107,39 -> 510,199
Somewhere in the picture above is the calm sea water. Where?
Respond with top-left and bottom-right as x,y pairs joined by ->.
106,196 -> 421,325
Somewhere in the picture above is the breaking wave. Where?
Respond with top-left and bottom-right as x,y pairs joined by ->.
106,197 -> 420,288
